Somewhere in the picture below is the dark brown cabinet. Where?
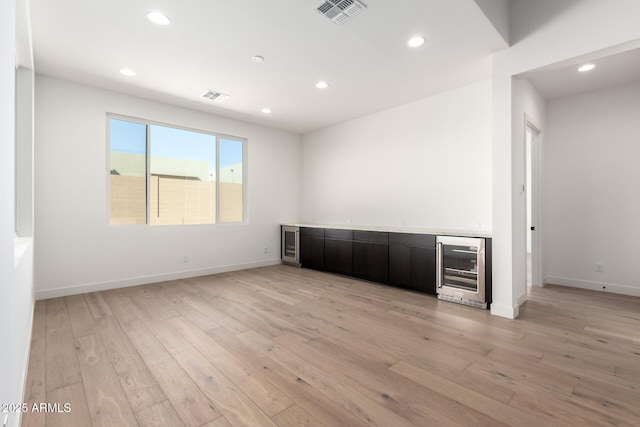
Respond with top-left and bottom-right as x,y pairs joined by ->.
353,231 -> 389,283
324,229 -> 353,275
389,244 -> 411,286
389,233 -> 436,295
294,227 -> 460,299
409,247 -> 436,295
300,227 -> 325,270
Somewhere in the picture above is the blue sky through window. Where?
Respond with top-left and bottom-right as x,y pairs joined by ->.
220,138 -> 243,168
110,118 -> 243,169
150,124 -> 215,169
110,119 -> 145,155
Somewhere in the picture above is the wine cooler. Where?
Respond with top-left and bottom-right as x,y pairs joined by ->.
281,226 -> 300,266
436,235 -> 487,309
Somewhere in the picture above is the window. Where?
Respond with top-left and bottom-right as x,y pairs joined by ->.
218,138 -> 244,222
109,116 -> 245,225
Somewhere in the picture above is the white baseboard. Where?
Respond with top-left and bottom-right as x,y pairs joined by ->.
545,276 -> 640,298
490,302 -> 519,319
516,292 -> 528,306
35,259 -> 282,300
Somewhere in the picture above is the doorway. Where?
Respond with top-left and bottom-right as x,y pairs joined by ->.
525,119 -> 541,292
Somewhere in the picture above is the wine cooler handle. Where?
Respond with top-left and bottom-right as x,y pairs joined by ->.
436,242 -> 443,288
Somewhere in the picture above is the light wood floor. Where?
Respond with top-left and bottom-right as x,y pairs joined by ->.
22,265 -> 640,426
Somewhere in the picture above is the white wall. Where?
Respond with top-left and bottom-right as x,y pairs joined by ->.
2,1 -> 36,426
543,81 -> 640,296
34,76 -> 301,298
16,67 -> 34,237
491,0 -> 640,318
0,0 -> 17,421
301,80 -> 492,232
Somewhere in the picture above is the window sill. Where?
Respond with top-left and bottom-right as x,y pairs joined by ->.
14,235 -> 33,268
108,221 -> 248,228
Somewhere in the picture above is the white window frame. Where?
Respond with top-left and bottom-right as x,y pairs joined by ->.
106,113 -> 247,226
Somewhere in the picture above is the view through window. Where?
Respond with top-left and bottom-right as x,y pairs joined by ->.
109,117 -> 244,225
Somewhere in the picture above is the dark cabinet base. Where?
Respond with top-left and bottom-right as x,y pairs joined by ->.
388,233 -> 436,295
290,227 -> 487,302
300,236 -> 324,270
389,245 -> 436,295
389,245 -> 411,287
410,247 -> 436,295
354,242 -> 389,283
324,238 -> 353,275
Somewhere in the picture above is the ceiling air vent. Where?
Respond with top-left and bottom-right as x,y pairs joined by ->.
201,90 -> 230,102
314,0 -> 367,25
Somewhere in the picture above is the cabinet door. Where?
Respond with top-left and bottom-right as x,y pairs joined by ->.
354,242 -> 389,283
389,245 -> 411,288
410,247 -> 436,295
389,244 -> 436,294
300,236 -> 324,270
324,239 -> 353,275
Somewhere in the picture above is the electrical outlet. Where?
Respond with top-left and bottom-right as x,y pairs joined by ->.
183,254 -> 189,263
400,219 -> 406,226
263,246 -> 268,254
596,263 -> 604,272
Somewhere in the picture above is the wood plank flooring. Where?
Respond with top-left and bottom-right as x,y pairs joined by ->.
21,265 -> 640,426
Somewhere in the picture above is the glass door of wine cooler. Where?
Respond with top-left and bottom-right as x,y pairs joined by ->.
442,244 -> 479,291
437,236 -> 485,304
281,226 -> 300,266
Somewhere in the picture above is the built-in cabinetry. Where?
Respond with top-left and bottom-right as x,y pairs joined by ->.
300,227 -> 324,269
388,233 -> 436,295
290,225 -> 477,299
285,225 -> 491,304
353,231 -> 389,283
324,229 -> 354,275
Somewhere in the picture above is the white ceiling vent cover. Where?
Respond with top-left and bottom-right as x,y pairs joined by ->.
201,90 -> 230,102
314,0 -> 367,25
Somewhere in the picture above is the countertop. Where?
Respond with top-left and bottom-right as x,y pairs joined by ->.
283,223 -> 492,238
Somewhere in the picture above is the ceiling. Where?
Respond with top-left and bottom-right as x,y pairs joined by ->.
523,47 -> 640,100
29,0 -> 507,134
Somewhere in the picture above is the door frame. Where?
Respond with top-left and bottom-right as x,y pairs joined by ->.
524,115 -> 542,289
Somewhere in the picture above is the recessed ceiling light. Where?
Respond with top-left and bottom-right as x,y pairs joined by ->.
578,63 -> 595,72
146,11 -> 171,26
316,81 -> 329,89
252,55 -> 265,63
119,68 -> 136,77
261,108 -> 272,114
408,36 -> 426,47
